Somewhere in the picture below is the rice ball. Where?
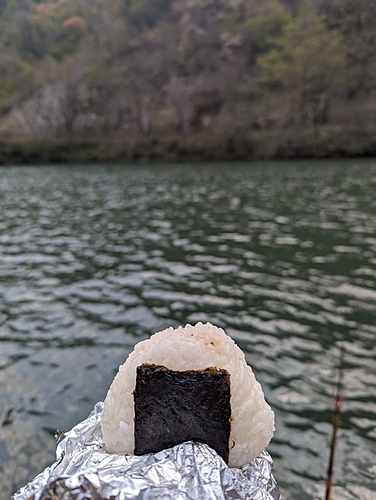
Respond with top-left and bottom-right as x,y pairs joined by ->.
101,322 -> 275,467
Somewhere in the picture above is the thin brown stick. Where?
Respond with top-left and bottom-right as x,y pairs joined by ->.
325,346 -> 345,500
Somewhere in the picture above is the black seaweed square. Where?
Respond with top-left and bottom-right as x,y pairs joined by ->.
134,364 -> 231,462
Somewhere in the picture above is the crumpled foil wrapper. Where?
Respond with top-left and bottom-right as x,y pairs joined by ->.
13,402 -> 282,500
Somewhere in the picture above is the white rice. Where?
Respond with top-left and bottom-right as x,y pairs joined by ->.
101,322 -> 275,467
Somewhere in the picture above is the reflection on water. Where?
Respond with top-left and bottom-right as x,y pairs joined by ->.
1,160 -> 376,500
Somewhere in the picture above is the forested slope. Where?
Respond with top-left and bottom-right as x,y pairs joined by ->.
1,0 -> 376,162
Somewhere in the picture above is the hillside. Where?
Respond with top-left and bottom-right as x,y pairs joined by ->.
1,0 -> 376,162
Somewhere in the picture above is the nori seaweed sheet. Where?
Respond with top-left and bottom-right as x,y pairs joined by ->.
133,364 -> 231,462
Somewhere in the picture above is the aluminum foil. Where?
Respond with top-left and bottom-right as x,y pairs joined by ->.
13,402 -> 282,500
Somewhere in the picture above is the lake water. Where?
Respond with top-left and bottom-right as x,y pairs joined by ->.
1,160 -> 376,500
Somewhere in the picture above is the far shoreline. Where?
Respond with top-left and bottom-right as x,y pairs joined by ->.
1,126 -> 376,165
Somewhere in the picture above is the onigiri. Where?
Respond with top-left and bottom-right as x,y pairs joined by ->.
101,322 -> 275,468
